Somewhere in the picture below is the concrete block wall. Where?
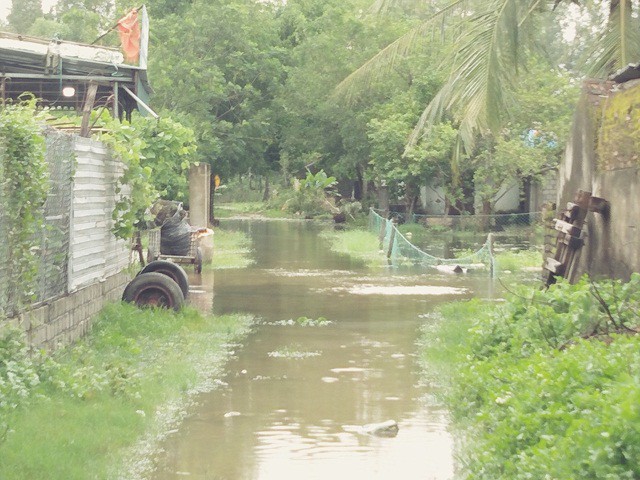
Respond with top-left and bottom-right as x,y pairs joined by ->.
5,263 -> 131,351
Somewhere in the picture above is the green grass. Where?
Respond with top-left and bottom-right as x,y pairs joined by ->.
320,228 -> 386,267
0,304 -> 253,480
212,227 -> 255,269
214,202 -> 288,219
494,248 -> 542,272
418,300 -> 480,382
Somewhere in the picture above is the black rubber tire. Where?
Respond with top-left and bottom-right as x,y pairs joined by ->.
194,247 -> 203,274
122,272 -> 184,310
138,260 -> 189,299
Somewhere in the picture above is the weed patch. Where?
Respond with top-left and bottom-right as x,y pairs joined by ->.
420,275 -> 640,478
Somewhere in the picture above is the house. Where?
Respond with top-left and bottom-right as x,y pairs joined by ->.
0,12 -> 153,131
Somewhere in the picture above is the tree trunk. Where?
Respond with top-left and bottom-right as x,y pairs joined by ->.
262,176 -> 270,202
377,184 -> 389,214
405,185 -> 418,223
481,199 -> 492,231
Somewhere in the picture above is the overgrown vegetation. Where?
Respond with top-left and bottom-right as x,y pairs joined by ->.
0,101 -> 49,315
420,276 -> 640,478
97,113 -> 197,240
0,303 -> 253,479
267,170 -> 339,218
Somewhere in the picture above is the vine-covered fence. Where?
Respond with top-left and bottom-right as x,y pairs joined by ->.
0,125 -> 131,348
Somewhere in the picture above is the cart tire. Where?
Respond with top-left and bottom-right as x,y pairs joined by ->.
194,247 -> 203,274
138,260 -> 189,299
122,272 -> 184,310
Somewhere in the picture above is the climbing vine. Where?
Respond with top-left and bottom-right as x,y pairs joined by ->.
98,113 -> 197,240
0,101 -> 49,314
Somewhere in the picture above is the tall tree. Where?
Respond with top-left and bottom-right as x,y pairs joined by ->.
149,0 -> 287,178
7,0 -> 42,33
339,0 -> 638,152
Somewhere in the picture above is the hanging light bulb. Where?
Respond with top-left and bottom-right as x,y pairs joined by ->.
62,86 -> 76,97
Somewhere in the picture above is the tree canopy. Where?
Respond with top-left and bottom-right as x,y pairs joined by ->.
9,0 -> 615,214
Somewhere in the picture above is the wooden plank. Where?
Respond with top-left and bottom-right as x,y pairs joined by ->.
554,219 -> 582,236
544,257 -> 565,275
80,82 -> 98,137
564,202 -> 580,221
562,234 -> 584,249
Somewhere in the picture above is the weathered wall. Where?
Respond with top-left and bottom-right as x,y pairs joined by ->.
558,79 -> 640,280
69,137 -> 130,290
2,133 -> 131,349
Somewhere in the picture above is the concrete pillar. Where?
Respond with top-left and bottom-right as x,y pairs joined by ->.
189,163 -> 211,228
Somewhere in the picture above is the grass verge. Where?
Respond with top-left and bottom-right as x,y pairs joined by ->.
0,304 -> 253,480
215,202 -> 287,219
319,227 -> 387,268
212,227 -> 255,269
419,276 -> 640,479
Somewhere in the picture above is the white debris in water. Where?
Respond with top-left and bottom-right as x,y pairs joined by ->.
268,350 -> 322,359
391,353 -> 405,359
266,268 -> 352,277
330,367 -> 369,373
338,285 -> 467,296
224,411 -> 242,418
321,377 -> 339,383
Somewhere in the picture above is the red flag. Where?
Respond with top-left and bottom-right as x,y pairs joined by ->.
117,9 -> 140,63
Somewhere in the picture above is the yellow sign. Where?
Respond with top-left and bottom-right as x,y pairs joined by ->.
214,174 -> 221,190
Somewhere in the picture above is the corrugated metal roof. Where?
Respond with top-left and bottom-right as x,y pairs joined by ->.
0,31 -> 151,115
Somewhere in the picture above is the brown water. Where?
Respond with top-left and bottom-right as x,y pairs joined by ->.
151,220 -> 493,480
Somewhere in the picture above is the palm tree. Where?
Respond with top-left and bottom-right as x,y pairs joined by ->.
337,0 -> 640,153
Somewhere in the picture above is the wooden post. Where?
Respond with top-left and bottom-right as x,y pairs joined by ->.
386,221 -> 397,260
113,81 -> 119,119
544,190 -> 592,287
80,82 -> 98,137
488,233 -> 495,278
378,218 -> 387,250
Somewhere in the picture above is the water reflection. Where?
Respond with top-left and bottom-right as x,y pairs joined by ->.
153,220 -> 492,480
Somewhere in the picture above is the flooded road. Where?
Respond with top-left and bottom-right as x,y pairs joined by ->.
151,220 -> 493,480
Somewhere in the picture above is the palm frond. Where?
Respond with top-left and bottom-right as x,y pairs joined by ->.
410,0 -> 542,152
587,0 -> 640,77
333,0 -> 468,103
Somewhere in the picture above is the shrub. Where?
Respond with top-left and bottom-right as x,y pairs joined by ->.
423,275 -> 640,479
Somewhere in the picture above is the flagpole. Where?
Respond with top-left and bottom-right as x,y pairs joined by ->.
91,4 -> 144,45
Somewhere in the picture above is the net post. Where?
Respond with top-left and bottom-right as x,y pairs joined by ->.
378,217 -> 387,250
488,232 -> 496,278
386,220 -> 397,260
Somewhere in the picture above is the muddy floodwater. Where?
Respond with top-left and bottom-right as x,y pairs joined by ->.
151,220 -> 494,480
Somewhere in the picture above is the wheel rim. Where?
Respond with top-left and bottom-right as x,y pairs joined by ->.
135,285 -> 175,308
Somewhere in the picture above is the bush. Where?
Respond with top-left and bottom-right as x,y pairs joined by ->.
422,275 -> 640,479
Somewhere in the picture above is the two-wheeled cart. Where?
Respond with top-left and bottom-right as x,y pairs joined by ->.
147,228 -> 204,273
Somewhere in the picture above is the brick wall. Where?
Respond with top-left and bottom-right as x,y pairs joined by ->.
4,270 -> 131,350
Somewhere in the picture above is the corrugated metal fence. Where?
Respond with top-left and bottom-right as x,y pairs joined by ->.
0,129 -> 130,316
